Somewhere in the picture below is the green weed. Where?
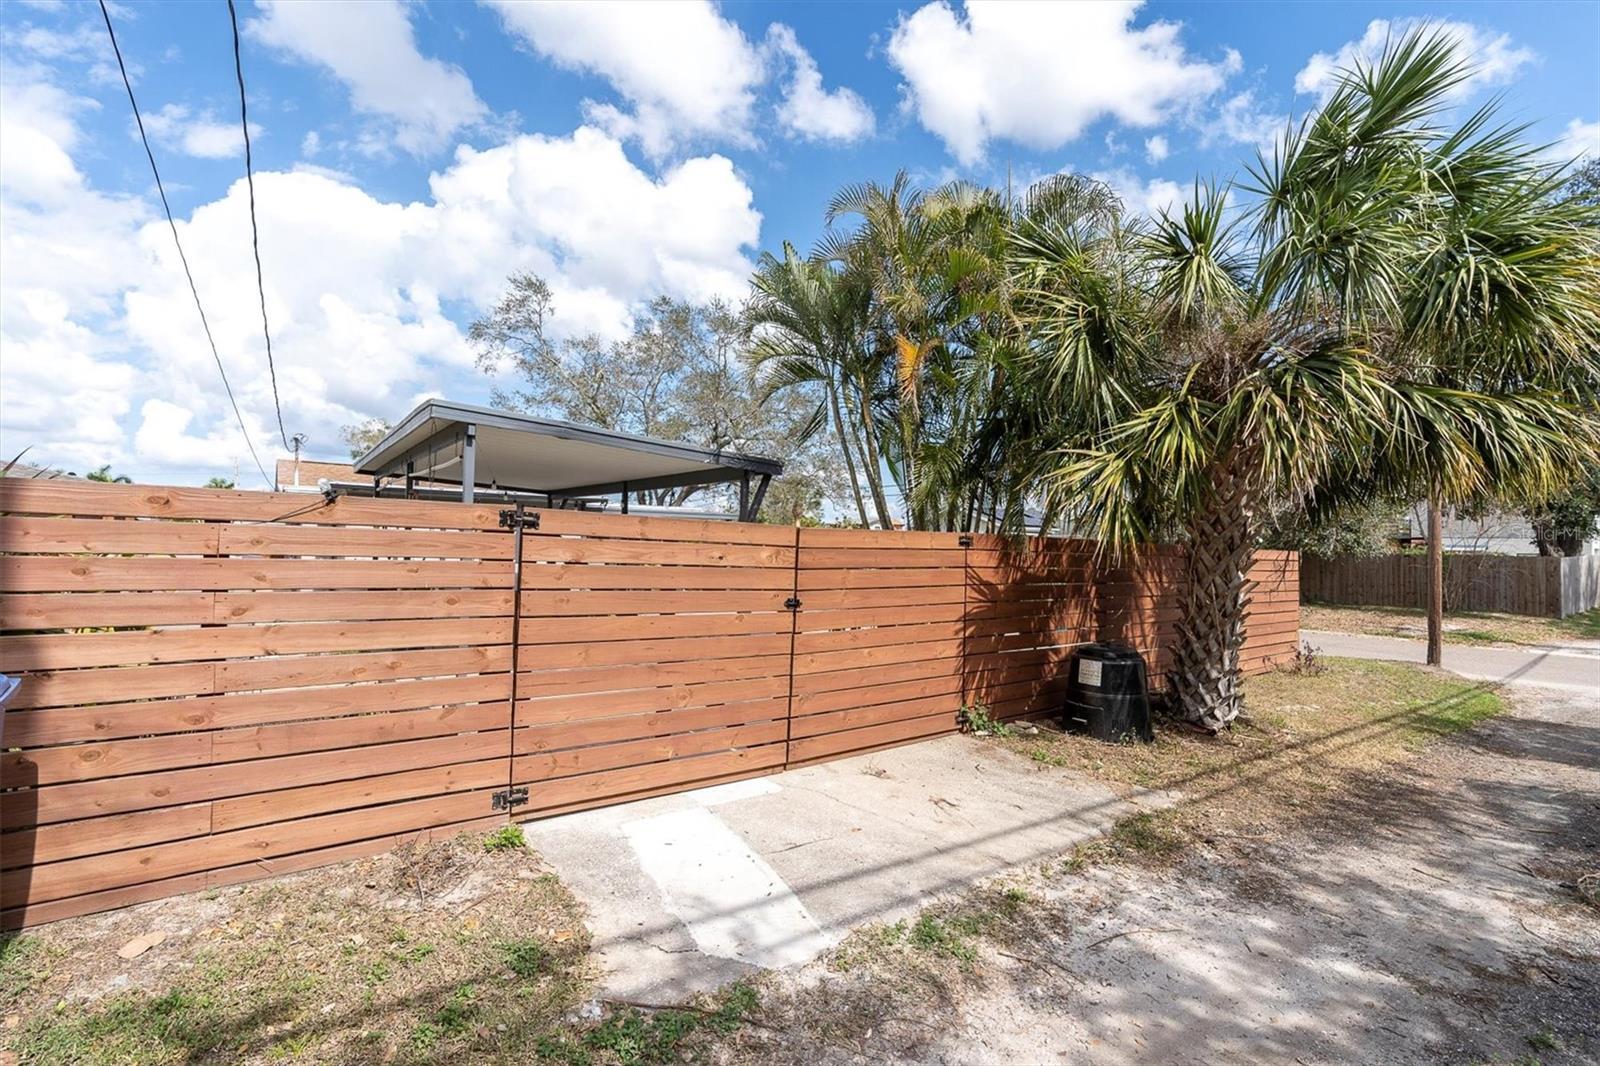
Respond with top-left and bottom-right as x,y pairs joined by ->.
483,825 -> 526,852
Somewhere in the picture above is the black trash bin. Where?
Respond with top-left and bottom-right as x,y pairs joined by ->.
1063,643 -> 1152,743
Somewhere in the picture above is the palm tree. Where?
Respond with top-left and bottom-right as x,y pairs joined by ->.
86,465 -> 133,484
745,243 -> 892,528
1011,31 -> 1600,730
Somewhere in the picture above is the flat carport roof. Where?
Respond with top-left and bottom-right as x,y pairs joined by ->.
353,399 -> 783,520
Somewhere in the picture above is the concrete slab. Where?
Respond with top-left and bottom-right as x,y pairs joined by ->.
521,734 -> 1154,999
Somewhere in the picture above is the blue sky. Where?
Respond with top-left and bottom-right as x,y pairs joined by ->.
2,0 -> 1596,487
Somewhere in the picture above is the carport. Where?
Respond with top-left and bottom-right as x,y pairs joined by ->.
350,398 -> 783,521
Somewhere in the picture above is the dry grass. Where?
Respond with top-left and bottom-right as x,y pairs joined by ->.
1303,603 -> 1600,647
1005,656 -> 1504,867
1,829 -> 759,1066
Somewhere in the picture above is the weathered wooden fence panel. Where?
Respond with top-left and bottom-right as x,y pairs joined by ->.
1300,553 -> 1569,617
1,480 -> 1299,927
0,481 -> 516,928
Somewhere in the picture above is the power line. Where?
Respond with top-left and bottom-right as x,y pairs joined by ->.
96,0 -> 275,491
226,0 -> 289,452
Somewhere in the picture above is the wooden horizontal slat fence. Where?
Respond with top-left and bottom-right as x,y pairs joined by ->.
1,480 -> 1297,926
510,511 -> 795,818
1301,553 -> 1567,617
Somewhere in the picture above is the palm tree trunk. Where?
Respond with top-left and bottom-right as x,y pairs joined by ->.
828,379 -> 871,528
851,372 -> 896,529
1426,496 -> 1443,666
1170,467 -> 1254,731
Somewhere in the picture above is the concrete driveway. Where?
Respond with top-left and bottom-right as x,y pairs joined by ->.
520,735 -> 1158,999
1305,629 -> 1600,694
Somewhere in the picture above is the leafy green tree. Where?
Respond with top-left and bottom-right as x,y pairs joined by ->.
340,419 -> 391,460
204,477 -> 236,490
1525,468 -> 1600,556
471,273 -> 844,515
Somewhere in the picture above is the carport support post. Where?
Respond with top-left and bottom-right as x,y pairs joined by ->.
461,423 -> 477,504
739,471 -> 751,522
621,482 -> 629,515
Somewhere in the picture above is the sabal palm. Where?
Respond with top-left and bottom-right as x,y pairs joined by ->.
1015,31 -> 1600,729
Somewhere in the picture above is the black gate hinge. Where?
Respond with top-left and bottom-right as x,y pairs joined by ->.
491,787 -> 529,811
499,509 -> 540,530
784,596 -> 802,611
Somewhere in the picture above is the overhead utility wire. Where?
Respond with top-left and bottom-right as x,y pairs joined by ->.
227,0 -> 290,452
97,0 -> 274,490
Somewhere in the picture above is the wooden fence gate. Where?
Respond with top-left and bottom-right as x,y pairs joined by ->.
0,482 -> 1298,926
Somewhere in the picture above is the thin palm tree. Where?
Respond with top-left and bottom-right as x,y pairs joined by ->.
745,243 -> 893,528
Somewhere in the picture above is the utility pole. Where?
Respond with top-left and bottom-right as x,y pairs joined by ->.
290,432 -> 308,491
1426,496 -> 1444,666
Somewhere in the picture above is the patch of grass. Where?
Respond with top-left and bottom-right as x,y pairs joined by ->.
1107,811 -> 1187,861
1526,1027 -> 1560,1051
830,920 -> 908,971
6,832 -> 596,1066
1004,658 -> 1505,869
908,915 -> 978,963
482,825 -> 526,852
1554,607 -> 1600,640
434,984 -> 477,1036
0,933 -> 57,1005
501,938 -> 548,978
1303,603 -> 1600,648
583,981 -> 757,1066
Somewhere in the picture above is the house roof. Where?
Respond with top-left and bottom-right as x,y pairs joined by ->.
352,399 -> 783,498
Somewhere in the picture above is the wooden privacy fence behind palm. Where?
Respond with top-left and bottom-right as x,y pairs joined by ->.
0,480 -> 1297,927
1301,554 -> 1599,618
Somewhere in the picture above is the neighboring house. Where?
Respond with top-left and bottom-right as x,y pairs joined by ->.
1398,503 -> 1599,556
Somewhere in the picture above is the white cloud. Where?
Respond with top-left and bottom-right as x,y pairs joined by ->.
1092,168 -> 1185,219
142,103 -> 261,159
1206,91 -> 1283,152
887,1 -> 1236,165
486,0 -> 763,159
1556,118 -> 1600,160
0,67 -> 762,483
1295,19 -> 1534,100
1144,134 -> 1169,163
247,0 -> 486,155
301,130 -> 321,157
766,24 -> 874,144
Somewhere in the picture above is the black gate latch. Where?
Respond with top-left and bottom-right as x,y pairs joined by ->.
958,535 -> 974,547
491,787 -> 529,811
784,597 -> 802,611
499,509 -> 541,530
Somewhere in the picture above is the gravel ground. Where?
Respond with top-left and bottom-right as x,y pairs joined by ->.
722,684 -> 1600,1065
